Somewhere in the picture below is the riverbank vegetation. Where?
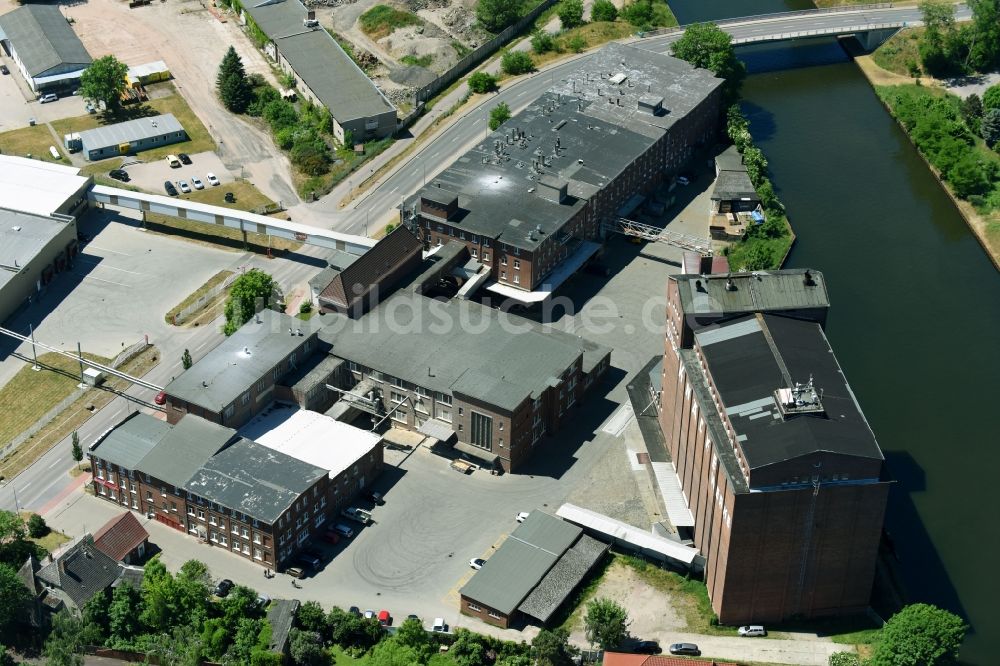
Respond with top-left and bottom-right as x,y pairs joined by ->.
913,0 -> 1000,78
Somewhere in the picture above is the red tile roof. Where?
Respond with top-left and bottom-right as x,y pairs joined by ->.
92,511 -> 149,562
603,653 -> 739,666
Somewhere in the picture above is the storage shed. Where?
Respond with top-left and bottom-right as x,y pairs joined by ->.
77,114 -> 186,161
0,4 -> 92,92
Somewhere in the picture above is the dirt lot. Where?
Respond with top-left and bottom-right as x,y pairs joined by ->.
46,0 -> 298,204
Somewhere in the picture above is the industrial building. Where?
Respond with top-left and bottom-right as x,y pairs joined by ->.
657,269 -> 889,624
68,114 -> 187,161
0,4 -> 92,92
401,42 -> 724,304
240,0 -> 396,144
460,511 -> 609,628
88,409 -> 383,570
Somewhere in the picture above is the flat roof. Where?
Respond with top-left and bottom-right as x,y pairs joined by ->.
696,313 -> 884,471
556,503 -> 699,566
79,114 -> 184,150
185,438 -> 327,524
0,208 -> 73,285
407,43 -> 722,251
239,406 -> 381,479
712,169 -> 758,201
460,512 -> 582,615
0,5 -> 91,77
164,308 -> 325,413
89,412 -> 173,471
0,156 -> 89,217
674,268 -> 830,315
242,0 -> 394,122
319,292 -> 610,411
137,415 -> 236,487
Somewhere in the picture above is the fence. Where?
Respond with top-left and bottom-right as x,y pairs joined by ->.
414,0 -> 559,105
172,272 -> 239,325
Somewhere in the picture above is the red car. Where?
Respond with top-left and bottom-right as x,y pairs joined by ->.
378,610 -> 391,627
154,391 -> 166,405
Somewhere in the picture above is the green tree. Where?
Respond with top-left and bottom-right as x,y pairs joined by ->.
201,617 -> 230,661
224,269 -> 277,336
81,590 -> 111,645
567,35 -> 586,53
591,0 -> 617,22
671,22 -> 746,104
225,617 -> 264,665
917,1 -> 962,76
489,102 -> 513,131
532,628 -> 575,666
469,71 -> 498,94
71,430 -> 83,469
742,145 -> 768,188
79,55 -> 129,115
217,46 -> 252,113
181,348 -> 193,370
981,108 -> 1000,146
394,616 -> 433,661
531,32 -> 556,54
0,563 -> 31,631
369,637 -> 419,666
108,582 -> 143,644
26,513 -> 48,539
621,0 -> 653,27
0,512 -> 25,544
965,0 -> 1000,72
727,104 -> 753,152
740,240 -> 775,270
501,50 -> 535,76
476,0 -> 524,32
0,646 -> 15,666
43,610 -> 86,666
983,84 -> 1000,112
947,152 -> 990,197
961,93 -> 983,134
584,598 -> 629,649
288,629 -> 326,666
295,601 -> 328,636
146,623 -> 205,666
870,603 -> 967,666
449,629 -> 487,666
558,0 -> 584,29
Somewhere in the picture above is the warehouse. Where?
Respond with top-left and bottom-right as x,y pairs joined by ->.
72,114 -> 187,161
240,0 -> 396,143
0,4 -> 91,93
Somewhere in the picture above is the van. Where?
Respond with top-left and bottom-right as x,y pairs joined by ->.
738,625 -> 766,637
166,154 -> 181,168
333,523 -> 354,539
39,93 -> 58,104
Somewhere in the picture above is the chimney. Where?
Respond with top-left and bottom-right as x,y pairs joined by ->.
307,9 -> 315,20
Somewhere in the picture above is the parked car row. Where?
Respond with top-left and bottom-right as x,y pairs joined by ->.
162,172 -> 219,197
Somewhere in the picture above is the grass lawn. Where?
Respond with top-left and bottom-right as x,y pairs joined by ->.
872,27 -> 925,77
359,5 -> 422,40
401,54 -> 434,68
20,514 -> 72,554
0,125 -> 68,163
523,21 -> 640,72
295,137 -> 394,200
165,270 -> 235,325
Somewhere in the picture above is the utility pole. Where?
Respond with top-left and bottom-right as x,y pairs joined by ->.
29,323 -> 40,371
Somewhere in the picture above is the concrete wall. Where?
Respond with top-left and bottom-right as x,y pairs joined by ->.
84,129 -> 187,161
0,217 -> 78,324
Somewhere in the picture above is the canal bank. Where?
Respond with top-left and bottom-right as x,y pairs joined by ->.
669,2 -> 1000,663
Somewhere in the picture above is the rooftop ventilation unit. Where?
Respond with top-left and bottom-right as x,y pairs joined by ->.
303,9 -> 319,27
774,376 -> 826,418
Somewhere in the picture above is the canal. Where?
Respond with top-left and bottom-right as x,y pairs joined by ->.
669,2 -> 1000,663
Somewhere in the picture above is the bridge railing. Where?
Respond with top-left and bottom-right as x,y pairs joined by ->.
640,2 -> 895,38
729,22 -> 904,44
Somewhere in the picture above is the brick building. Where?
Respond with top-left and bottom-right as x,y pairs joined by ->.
401,43 -> 723,303
658,269 -> 889,624
318,292 -> 611,472
88,411 -> 382,570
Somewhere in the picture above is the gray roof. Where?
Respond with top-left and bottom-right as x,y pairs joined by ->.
674,269 -> 830,316
37,536 -> 122,609
89,412 -> 172,471
716,145 -> 744,172
267,599 -> 300,653
79,114 -> 185,150
184,438 -> 326,524
136,415 -> 235,487
282,353 -> 342,393
242,0 -> 394,123
712,169 -> 758,202
308,250 -> 359,292
1,208 -> 73,290
319,292 -> 609,411
0,5 -> 91,77
460,512 -> 582,615
407,43 -> 722,251
165,308 -> 325,413
696,313 -> 884,473
518,534 -> 609,623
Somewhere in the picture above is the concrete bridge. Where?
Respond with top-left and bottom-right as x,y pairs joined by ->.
641,3 -> 972,52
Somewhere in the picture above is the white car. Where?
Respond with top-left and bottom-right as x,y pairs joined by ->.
676,175 -> 691,185
363,609 -> 376,619
432,618 -> 448,632
516,511 -> 530,523
469,557 -> 486,570
39,93 -> 58,103
191,176 -> 204,190
206,172 -> 220,186
178,180 -> 191,193
738,625 -> 766,637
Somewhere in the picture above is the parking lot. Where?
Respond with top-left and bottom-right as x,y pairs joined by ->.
113,150 -> 235,195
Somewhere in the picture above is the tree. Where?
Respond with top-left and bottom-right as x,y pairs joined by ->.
621,0 -> 654,28
71,431 -> 83,470
947,152 -> 990,197
584,598 -> 630,649
225,617 -> 264,665
489,102 -> 512,131
108,582 -> 143,644
501,51 -> 534,76
288,629 -> 326,666
26,513 -> 49,539
532,628 -> 575,666
671,23 -> 746,104
965,0 -> 1000,72
917,1 -> 962,76
558,0 -> 584,29
742,145 -> 767,188
476,0 -> 524,32
181,349 -> 193,370
531,32 -> 556,55
870,603 -> 967,666
983,84 -> 1000,112
224,269 -> 277,336
0,564 -> 30,631
368,637 -> 420,666
468,71 -> 498,94
449,629 -> 487,666
295,601 -> 328,636
591,0 -> 617,22
727,104 -> 753,153
0,646 -> 15,666
81,590 -> 111,645
217,46 -> 252,113
394,617 -> 433,661
961,93 -> 983,134
981,108 -> 1000,147
145,623 -> 205,666
79,55 -> 129,114
43,610 -> 86,666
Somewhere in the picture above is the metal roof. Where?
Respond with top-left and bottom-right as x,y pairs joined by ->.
556,503 -> 699,566
79,114 -> 185,150
89,412 -> 172,471
164,308 -> 326,413
136,415 -> 236,487
0,5 -> 91,77
0,155 -> 90,217
242,0 -> 394,122
459,511 -> 582,615
0,208 -> 73,280
674,269 -> 830,315
184,438 -> 326,524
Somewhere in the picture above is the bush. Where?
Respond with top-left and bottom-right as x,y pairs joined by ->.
591,0 -> 617,22
291,140 -> 332,176
501,50 -> 534,75
489,102 -> 512,130
247,85 -> 280,117
299,301 -> 313,315
476,0 -> 524,32
263,99 -> 298,132
275,126 -> 296,150
359,5 -> 421,39
468,71 -> 498,94
27,513 -> 49,539
984,84 -> 1000,112
829,652 -> 862,666
567,35 -> 586,53
531,32 -> 556,54
558,0 -> 584,29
